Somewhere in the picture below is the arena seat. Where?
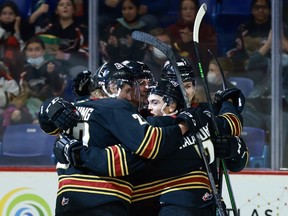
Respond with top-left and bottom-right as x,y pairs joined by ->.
241,126 -> 269,168
0,124 -> 56,165
228,76 -> 254,98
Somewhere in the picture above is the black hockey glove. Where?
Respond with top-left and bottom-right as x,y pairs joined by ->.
44,97 -> 81,131
53,134 -> 86,167
72,70 -> 93,97
214,88 -> 245,113
176,107 -> 209,134
214,135 -> 244,159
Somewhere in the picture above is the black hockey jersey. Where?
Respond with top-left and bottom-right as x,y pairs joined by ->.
54,98 -> 184,214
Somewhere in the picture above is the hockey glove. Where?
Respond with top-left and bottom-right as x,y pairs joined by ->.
44,97 -> 81,131
214,135 -> 244,159
72,70 -> 94,97
176,107 -> 209,135
53,134 -> 86,167
214,88 -> 245,113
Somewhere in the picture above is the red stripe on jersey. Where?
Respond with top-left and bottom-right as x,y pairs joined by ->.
141,127 -> 159,158
111,145 -> 123,176
132,172 -> 211,201
223,113 -> 242,136
59,177 -> 133,195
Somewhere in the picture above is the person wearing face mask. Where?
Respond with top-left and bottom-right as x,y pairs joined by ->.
20,36 -> 65,102
206,57 -> 236,102
143,27 -> 181,81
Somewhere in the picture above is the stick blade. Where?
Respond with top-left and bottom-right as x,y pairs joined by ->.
193,3 -> 207,43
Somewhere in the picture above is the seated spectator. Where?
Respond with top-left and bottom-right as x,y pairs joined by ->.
246,29 -> 288,100
0,61 -> 19,116
0,1 -> 34,82
143,27 -> 179,81
227,0 -> 271,74
28,0 -> 51,33
38,0 -> 88,78
20,36 -> 65,101
100,0 -> 148,63
167,0 -> 217,72
196,57 -> 236,103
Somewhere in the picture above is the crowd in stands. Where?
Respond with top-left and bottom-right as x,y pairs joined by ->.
0,0 -> 287,166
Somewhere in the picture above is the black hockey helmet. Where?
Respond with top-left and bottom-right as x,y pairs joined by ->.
94,62 -> 134,87
161,58 -> 196,85
93,62 -> 134,97
148,80 -> 184,109
121,60 -> 154,81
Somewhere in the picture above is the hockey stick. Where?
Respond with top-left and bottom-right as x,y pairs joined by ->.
132,30 -> 226,216
193,3 -> 228,216
207,49 -> 238,216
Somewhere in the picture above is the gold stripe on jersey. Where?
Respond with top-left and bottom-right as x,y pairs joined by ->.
106,145 -> 129,177
135,126 -> 162,159
57,174 -> 133,202
219,113 -> 242,136
132,170 -> 211,202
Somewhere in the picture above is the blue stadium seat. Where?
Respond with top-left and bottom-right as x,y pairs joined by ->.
241,126 -> 269,168
0,124 -> 56,165
228,76 -> 254,98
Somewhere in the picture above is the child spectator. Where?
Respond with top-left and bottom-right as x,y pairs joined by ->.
28,0 -> 51,33
101,0 -> 148,63
20,36 -> 65,101
0,1 -> 34,82
39,0 -> 88,77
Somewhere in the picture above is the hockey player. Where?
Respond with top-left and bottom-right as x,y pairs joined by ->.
39,62 -> 200,216
121,60 -> 155,113
40,59 -> 246,216
128,61 -> 248,216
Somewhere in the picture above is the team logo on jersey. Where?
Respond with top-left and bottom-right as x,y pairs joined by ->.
202,192 -> 213,201
61,197 -> 69,206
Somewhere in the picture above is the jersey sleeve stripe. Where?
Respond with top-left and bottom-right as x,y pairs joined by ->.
135,126 -> 162,159
219,113 -> 242,136
106,145 -> 129,177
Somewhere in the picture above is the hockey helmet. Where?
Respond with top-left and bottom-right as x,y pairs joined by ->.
94,62 -> 134,87
148,80 -> 184,109
93,62 -> 134,97
161,58 -> 196,85
121,60 -> 154,81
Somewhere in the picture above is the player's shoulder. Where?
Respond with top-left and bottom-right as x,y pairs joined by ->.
76,98 -> 134,109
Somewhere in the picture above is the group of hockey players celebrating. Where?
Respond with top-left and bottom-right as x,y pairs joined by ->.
38,56 -> 249,216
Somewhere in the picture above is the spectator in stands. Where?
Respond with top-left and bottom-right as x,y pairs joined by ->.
20,36 -> 65,101
206,57 -> 236,94
143,28 -> 172,81
0,1 -> 34,82
100,0 -> 148,63
28,0 -> 50,33
167,0 -> 217,72
0,61 -> 19,116
227,0 -> 271,74
39,0 -> 88,78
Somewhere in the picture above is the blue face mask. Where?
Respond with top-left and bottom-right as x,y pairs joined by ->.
27,56 -> 44,67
